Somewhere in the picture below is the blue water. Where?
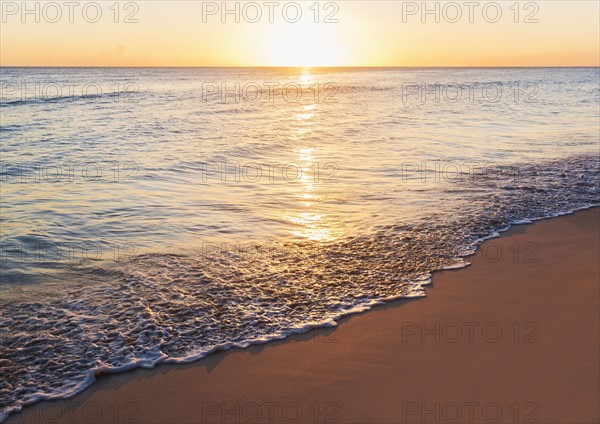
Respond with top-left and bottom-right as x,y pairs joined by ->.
1,67 -> 599,421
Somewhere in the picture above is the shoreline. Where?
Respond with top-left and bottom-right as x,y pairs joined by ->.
5,207 -> 599,424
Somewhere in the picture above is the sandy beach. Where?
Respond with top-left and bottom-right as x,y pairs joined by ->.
6,207 -> 599,424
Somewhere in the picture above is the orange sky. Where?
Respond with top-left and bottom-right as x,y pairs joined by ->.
1,1 -> 599,67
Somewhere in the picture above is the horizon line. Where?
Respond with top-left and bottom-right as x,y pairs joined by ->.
2,65 -> 599,69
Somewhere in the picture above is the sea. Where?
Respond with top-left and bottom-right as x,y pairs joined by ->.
1,67 -> 599,421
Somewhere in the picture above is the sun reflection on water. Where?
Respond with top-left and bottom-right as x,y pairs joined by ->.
299,68 -> 314,85
285,69 -> 344,243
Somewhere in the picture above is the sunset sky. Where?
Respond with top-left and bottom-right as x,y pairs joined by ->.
1,1 -> 599,67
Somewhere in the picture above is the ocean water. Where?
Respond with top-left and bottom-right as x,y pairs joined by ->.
0,67 -> 599,420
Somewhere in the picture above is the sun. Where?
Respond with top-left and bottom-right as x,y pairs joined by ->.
267,26 -> 347,67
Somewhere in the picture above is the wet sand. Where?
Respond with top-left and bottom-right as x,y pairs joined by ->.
6,208 -> 599,424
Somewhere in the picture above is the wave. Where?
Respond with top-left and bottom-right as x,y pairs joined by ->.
1,154 -> 598,422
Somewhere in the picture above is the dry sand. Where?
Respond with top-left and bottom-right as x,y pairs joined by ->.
7,208 -> 599,424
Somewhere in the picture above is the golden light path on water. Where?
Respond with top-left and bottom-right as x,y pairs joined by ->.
286,68 -> 345,243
